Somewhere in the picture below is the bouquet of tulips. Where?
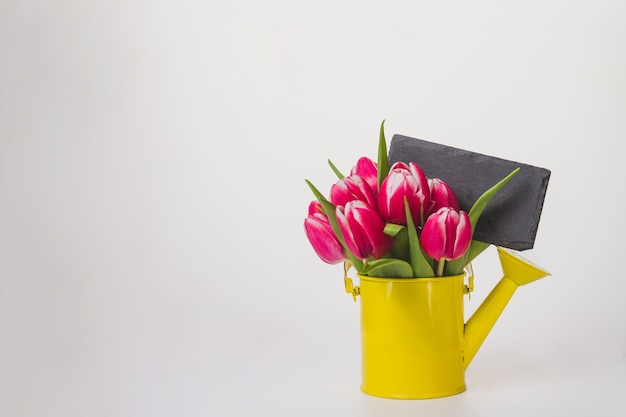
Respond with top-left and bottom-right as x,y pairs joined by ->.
304,121 -> 519,278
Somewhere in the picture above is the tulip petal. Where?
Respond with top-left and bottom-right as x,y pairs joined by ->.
330,175 -> 376,208
347,205 -> 375,257
421,212 -> 446,261
408,162 -> 429,195
428,178 -> 460,216
377,163 -> 430,226
451,211 -> 471,260
351,157 -> 378,195
308,201 -> 324,216
305,179 -> 364,271
420,207 -> 471,263
335,205 -> 360,259
304,216 -> 345,264
336,200 -> 394,260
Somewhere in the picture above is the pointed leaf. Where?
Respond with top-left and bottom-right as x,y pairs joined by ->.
444,168 -> 519,276
405,198 -> 435,277
466,240 -> 490,264
444,240 -> 489,275
327,159 -> 344,180
377,120 -> 389,189
305,179 -> 364,271
468,167 -> 520,231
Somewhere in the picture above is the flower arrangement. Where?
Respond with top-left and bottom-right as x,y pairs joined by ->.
304,121 -> 519,278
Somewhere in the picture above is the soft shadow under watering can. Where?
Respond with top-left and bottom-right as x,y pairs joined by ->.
343,247 -> 550,399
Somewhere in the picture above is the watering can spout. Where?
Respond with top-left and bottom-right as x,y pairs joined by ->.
463,247 -> 550,369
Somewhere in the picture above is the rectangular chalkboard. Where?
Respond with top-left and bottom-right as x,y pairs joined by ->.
389,134 -> 551,250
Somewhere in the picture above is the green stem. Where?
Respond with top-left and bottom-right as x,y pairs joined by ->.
436,259 -> 445,277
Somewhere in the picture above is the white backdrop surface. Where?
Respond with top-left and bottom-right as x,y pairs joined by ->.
1,1 -> 625,416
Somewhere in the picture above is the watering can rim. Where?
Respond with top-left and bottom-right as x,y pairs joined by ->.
356,273 -> 466,283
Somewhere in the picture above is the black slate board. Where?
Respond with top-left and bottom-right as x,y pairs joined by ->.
388,134 -> 551,251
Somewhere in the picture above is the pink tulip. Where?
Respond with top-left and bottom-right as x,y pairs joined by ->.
304,201 -> 346,264
427,178 -> 460,216
330,174 -> 376,208
350,157 -> 378,197
420,207 -> 471,262
336,200 -> 394,260
377,161 -> 431,226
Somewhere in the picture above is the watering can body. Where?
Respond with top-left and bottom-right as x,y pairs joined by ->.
359,274 -> 467,399
348,247 -> 549,399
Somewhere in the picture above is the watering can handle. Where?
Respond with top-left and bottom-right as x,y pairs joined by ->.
344,276 -> 360,302
463,264 -> 475,299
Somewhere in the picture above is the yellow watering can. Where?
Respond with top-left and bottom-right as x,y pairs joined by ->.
344,247 -> 550,399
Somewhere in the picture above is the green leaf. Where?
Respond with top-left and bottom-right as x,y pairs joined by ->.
383,223 -> 405,237
466,240 -> 490,264
377,120 -> 389,189
361,258 -> 414,278
444,240 -> 489,276
443,256 -> 464,276
388,226 -> 410,263
405,198 -> 435,277
444,168 -> 519,276
467,167 -> 520,232
327,159 -> 344,180
305,179 -> 364,271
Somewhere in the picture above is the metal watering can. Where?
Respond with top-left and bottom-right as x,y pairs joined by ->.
337,134 -> 551,399
344,247 -> 550,399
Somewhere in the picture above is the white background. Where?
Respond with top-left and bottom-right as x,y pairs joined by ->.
1,1 -> 625,416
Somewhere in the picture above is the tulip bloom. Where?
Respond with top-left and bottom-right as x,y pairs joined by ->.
330,174 -> 377,208
304,202 -> 345,264
350,157 -> 378,197
336,200 -> 394,260
378,162 -> 431,226
427,178 -> 460,216
421,207 -> 471,262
